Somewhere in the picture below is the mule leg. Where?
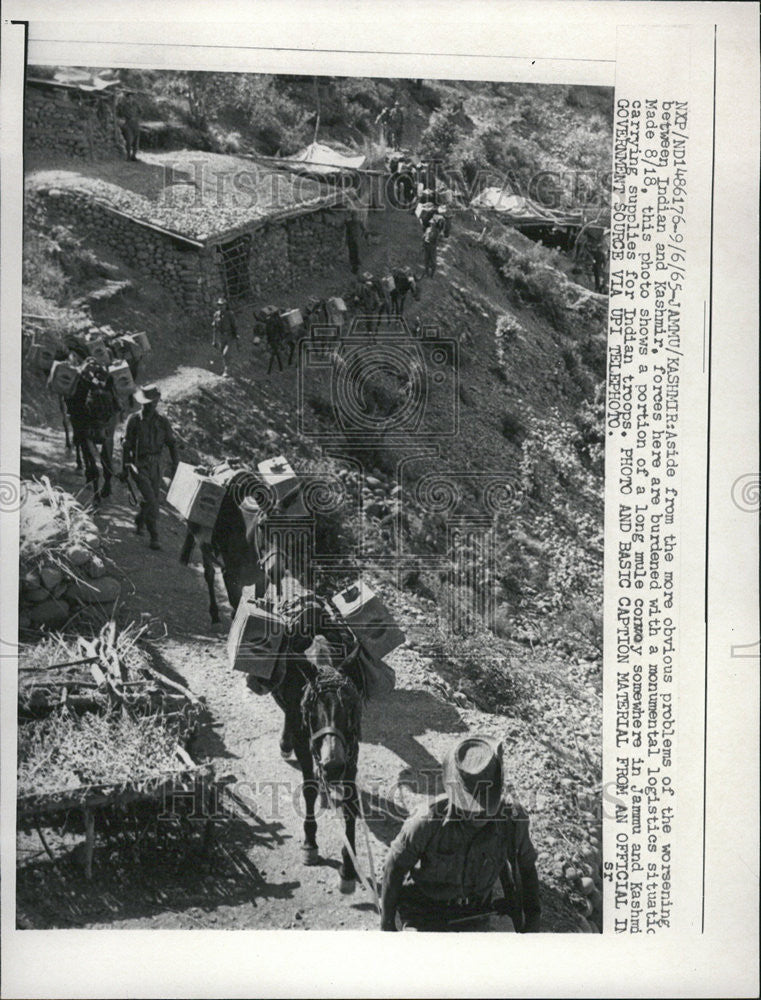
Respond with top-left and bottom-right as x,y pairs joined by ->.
200,543 -> 220,624
271,688 -> 294,758
294,737 -> 319,864
60,399 -> 72,450
179,529 -> 196,566
339,770 -> 359,893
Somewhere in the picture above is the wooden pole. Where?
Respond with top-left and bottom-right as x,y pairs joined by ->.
83,808 -> 95,880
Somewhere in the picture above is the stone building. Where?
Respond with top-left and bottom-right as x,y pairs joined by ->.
25,76 -> 125,161
25,151 -> 357,315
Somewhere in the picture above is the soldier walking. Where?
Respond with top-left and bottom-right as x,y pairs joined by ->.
117,91 -> 141,161
211,296 -> 239,377
388,101 -> 404,148
122,385 -> 179,551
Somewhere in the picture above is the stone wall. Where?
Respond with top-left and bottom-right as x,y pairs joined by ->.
25,86 -> 125,161
26,187 -> 207,309
224,206 -> 346,305
26,185 -> 348,317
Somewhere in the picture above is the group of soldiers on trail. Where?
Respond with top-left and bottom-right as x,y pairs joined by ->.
376,101 -> 405,148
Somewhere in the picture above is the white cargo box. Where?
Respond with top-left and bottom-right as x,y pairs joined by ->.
258,456 -> 308,517
327,296 -> 347,314
166,462 -> 226,527
331,581 -> 405,660
109,359 -> 135,395
281,308 -> 303,332
47,360 -> 80,397
258,455 -> 294,495
30,341 -> 57,374
87,338 -> 112,366
227,590 -> 286,678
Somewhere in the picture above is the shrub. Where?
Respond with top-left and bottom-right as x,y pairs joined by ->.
501,409 -> 526,443
433,626 -> 538,718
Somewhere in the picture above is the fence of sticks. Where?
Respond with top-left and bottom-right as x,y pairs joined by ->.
17,622 -> 215,880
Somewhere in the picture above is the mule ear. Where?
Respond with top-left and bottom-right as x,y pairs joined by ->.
305,634 -> 333,670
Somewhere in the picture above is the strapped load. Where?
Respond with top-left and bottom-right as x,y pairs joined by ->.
257,455 -> 308,518
227,587 -> 287,681
86,337 -> 113,367
280,308 -> 304,334
108,359 -> 135,396
29,337 -> 57,375
166,462 -> 227,527
47,360 -> 80,398
330,581 -> 404,698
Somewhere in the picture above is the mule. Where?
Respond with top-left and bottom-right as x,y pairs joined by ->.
180,469 -> 270,624
59,394 -> 83,470
267,633 -> 365,892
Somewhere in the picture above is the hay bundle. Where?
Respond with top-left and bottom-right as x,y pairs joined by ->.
18,709 -> 189,805
19,478 -> 121,630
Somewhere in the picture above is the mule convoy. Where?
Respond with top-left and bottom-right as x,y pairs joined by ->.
170,455 -> 404,899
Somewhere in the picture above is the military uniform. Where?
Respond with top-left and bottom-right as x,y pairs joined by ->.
211,302 -> 238,376
383,794 -> 541,931
118,95 -> 140,161
123,407 -> 179,545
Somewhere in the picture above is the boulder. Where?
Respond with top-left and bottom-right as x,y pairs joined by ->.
39,565 -> 64,591
86,555 -> 107,579
25,587 -> 51,603
29,599 -> 70,628
65,544 -> 91,567
580,876 -> 595,896
21,569 -> 42,590
68,575 -> 121,604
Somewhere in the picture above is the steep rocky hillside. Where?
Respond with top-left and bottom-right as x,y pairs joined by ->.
19,73 -> 609,932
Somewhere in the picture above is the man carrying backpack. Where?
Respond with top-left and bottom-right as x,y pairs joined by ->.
122,384 -> 179,550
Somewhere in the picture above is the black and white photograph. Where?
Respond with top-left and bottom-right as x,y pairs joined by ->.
15,66 -> 611,933
0,4 -> 758,999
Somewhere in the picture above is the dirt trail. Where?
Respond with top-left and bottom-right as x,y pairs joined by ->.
19,409 -> 585,932
18,160 -> 597,931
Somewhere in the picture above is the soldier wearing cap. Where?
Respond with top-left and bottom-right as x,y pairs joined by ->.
122,384 -> 179,550
380,735 -> 542,932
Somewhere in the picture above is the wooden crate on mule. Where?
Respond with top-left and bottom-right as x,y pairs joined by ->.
108,360 -> 135,395
47,360 -> 80,397
257,455 -> 307,518
331,581 -> 405,661
227,588 -> 285,679
166,463 -> 226,528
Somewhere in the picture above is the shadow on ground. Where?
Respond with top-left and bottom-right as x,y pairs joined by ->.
16,801 -> 294,929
